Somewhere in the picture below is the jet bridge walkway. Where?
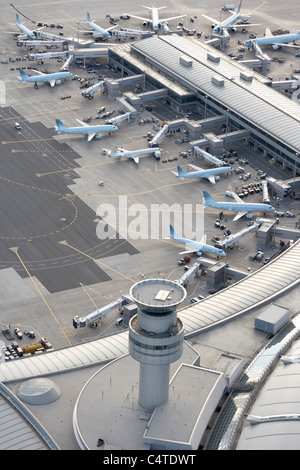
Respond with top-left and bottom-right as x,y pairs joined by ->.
0,240 -> 299,383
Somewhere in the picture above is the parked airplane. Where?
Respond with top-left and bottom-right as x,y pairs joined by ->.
15,13 -> 36,39
202,190 -> 274,221
4,14 -> 41,39
55,119 -> 118,141
18,69 -> 72,87
104,146 -> 162,164
244,28 -> 300,50
173,165 -> 234,184
85,12 -> 117,38
202,0 -> 259,34
169,225 -> 226,257
126,4 -> 186,31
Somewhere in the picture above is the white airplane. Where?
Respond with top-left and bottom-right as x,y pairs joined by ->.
85,12 -> 117,38
55,119 -> 118,142
173,165 -> 234,184
104,146 -> 162,164
202,190 -> 274,221
4,14 -> 42,39
18,69 -> 72,87
15,13 -> 36,39
126,4 -> 186,31
202,0 -> 259,34
169,225 -> 226,257
244,28 -> 300,50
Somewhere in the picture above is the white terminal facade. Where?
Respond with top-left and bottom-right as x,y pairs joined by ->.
109,35 -> 300,173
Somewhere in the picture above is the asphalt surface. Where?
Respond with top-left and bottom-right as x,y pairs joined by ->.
0,106 -> 138,293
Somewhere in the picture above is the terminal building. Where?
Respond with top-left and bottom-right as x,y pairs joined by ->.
107,35 -> 300,173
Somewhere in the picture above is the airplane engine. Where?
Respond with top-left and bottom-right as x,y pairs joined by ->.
231,26 -> 237,32
142,21 -> 147,26
55,80 -> 62,85
271,44 -> 280,50
95,134 -> 102,139
154,150 -> 161,159
215,176 -> 220,180
246,213 -> 253,219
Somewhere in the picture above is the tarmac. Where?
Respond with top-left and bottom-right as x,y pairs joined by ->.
0,0 -> 299,352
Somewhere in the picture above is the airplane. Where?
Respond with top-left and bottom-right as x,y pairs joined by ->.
18,69 -> 72,87
173,165 -> 234,184
202,190 -> 275,221
168,225 -> 226,257
104,146 -> 162,164
244,28 -> 300,50
85,12 -> 117,38
125,4 -> 186,32
4,14 -> 42,39
55,119 -> 118,141
201,0 -> 260,34
15,13 -> 37,39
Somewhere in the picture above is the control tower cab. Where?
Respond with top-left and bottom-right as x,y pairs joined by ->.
129,278 -> 186,411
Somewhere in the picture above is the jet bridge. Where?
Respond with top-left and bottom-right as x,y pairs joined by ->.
72,294 -> 132,328
149,123 -> 169,147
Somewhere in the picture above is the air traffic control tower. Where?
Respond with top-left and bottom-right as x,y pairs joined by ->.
129,279 -> 186,411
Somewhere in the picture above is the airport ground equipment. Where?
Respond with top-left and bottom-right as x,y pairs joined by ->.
72,294 -> 132,328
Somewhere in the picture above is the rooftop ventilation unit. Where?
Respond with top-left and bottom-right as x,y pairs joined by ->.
179,55 -> 193,67
240,71 -> 253,82
212,75 -> 224,87
207,52 -> 220,63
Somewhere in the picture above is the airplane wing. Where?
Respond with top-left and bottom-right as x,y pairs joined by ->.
232,211 -> 248,221
87,133 -> 96,142
49,79 -> 56,87
231,192 -> 244,203
75,119 -> 89,127
201,13 -> 218,24
266,27 -> 272,36
268,42 -> 300,48
132,156 -> 139,164
200,233 -> 207,244
106,25 -> 118,32
207,175 -> 216,184
162,14 -> 186,23
126,14 -> 151,23
188,164 -> 204,171
229,23 -> 261,28
31,69 -> 45,75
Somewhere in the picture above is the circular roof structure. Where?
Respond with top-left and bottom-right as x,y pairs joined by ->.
129,278 -> 186,313
17,378 -> 61,405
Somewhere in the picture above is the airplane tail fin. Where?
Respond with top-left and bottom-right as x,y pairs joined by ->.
169,224 -> 180,240
236,0 -> 242,14
16,14 -> 21,25
55,119 -> 68,132
19,69 -> 29,80
202,190 -> 216,206
87,12 -> 91,22
177,165 -> 187,178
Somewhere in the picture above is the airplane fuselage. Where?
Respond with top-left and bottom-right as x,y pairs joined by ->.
174,235 -> 225,257
57,124 -> 117,135
20,72 -> 72,83
181,166 -> 233,178
245,32 -> 300,48
205,200 -> 274,213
